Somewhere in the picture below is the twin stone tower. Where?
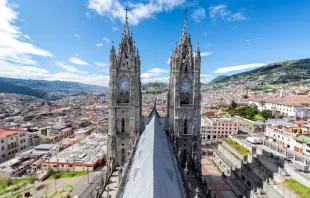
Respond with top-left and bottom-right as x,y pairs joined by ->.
107,10 -> 201,171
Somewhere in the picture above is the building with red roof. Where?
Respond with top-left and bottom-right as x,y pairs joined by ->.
0,128 -> 29,163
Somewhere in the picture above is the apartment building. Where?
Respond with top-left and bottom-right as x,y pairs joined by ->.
265,123 -> 309,153
201,117 -> 239,141
0,128 -> 29,163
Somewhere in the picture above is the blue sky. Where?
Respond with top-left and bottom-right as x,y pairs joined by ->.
0,0 -> 309,86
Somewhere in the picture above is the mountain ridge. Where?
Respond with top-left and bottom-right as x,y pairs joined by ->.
0,77 -> 108,99
210,58 -> 310,84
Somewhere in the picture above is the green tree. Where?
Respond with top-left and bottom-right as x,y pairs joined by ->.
243,94 -> 249,99
47,167 -> 55,177
260,110 -> 274,119
29,173 -> 36,187
229,100 -> 238,110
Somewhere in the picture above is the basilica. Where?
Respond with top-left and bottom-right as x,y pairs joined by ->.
106,9 -> 203,198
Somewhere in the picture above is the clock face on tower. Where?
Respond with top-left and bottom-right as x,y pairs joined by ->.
119,80 -> 129,91
180,81 -> 191,92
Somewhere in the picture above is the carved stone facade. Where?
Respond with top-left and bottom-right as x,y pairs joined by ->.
167,14 -> 201,170
107,14 -> 141,166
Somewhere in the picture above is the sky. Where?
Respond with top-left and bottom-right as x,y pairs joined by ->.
0,0 -> 309,87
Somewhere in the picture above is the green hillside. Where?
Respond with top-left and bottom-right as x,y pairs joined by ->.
213,59 -> 310,84
208,75 -> 229,85
142,82 -> 168,94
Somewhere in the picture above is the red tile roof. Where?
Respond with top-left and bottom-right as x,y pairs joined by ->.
250,96 -> 310,106
0,128 -> 24,138
293,120 -> 308,125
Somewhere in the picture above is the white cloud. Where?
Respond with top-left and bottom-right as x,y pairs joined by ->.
191,8 -> 205,22
147,68 -> 168,73
245,38 -> 260,42
94,62 -> 109,67
87,0 -> 186,25
98,68 -> 109,73
141,67 -> 168,79
96,43 -> 103,47
232,26 -> 238,30
68,57 -> 89,65
167,58 -> 171,64
23,34 -> 32,41
103,37 -> 110,43
0,61 -> 109,86
204,43 -> 213,48
0,0 -> 53,66
112,26 -> 119,31
201,52 -> 213,57
214,63 -> 266,73
209,4 -> 246,21
73,34 -> 80,38
55,61 -> 88,74
200,74 -> 213,84
86,12 -> 91,18
203,32 -> 208,36
142,77 -> 169,84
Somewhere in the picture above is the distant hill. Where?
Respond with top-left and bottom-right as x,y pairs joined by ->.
142,82 -> 168,94
0,77 -> 108,99
0,81 -> 47,98
208,75 -> 229,85
211,59 -> 310,84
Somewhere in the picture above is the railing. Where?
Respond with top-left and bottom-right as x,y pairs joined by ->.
116,135 -> 140,198
167,135 -> 189,198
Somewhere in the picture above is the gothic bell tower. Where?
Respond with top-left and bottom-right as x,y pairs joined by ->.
168,9 -> 201,170
107,9 -> 141,166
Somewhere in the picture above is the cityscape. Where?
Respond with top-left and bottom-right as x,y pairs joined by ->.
0,0 -> 310,198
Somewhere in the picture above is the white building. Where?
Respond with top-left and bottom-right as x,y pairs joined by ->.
265,124 -> 305,153
0,128 -> 29,163
248,96 -> 310,119
201,117 -> 239,141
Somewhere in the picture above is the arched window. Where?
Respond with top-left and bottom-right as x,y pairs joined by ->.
120,92 -> 124,103
121,148 -> 125,165
121,118 -> 125,133
185,93 -> 190,104
124,92 -> 129,103
184,119 -> 188,134
185,64 -> 188,72
207,135 -> 210,140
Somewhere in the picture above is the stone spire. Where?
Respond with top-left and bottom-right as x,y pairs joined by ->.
124,6 -> 129,37
196,42 -> 200,53
195,42 -> 200,57
180,8 -> 188,44
110,41 -> 115,59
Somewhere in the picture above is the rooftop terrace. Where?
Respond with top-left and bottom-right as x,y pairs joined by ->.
48,133 -> 107,165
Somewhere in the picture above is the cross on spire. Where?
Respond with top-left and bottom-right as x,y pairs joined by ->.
124,6 -> 129,20
184,7 -> 188,19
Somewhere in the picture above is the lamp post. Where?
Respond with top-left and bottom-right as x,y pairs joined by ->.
87,167 -> 89,184
54,177 -> 56,191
